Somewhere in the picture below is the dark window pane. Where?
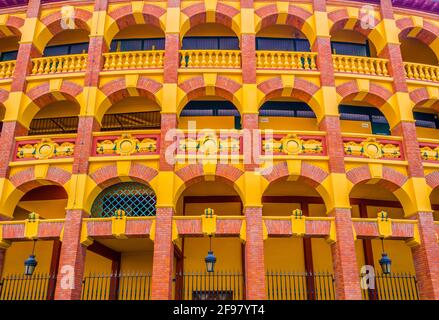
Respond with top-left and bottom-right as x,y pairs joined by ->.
0,50 -> 18,61
120,39 -> 143,51
295,39 -> 311,52
182,37 -> 218,50
219,37 -> 240,50
69,43 -> 89,54
414,111 -> 438,129
44,45 -> 69,56
259,102 -> 315,118
143,38 -> 165,50
256,38 -> 295,51
181,101 -> 239,117
340,113 -> 370,121
331,41 -> 369,57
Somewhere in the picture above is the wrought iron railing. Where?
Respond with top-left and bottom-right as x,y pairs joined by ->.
82,272 -> 152,300
176,271 -> 244,300
0,273 -> 56,300
266,271 -> 335,300
361,272 -> 419,300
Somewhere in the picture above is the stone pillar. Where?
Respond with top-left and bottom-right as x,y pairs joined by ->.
151,207 -> 175,300
244,206 -> 266,300
54,210 -> 89,300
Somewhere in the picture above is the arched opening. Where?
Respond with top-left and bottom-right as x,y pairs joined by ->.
262,179 -> 335,300
330,29 -> 378,57
100,97 -> 161,132
82,181 -> 157,300
259,100 -> 317,131
175,180 -> 244,300
43,29 -> 90,57
256,25 -> 310,52
28,100 -> 80,135
0,34 -> 19,62
179,99 -> 241,130
350,183 -> 418,300
413,104 -> 439,139
399,32 -> 438,66
430,187 -> 439,222
339,103 -> 390,136
109,24 -> 165,53
1,184 -> 68,299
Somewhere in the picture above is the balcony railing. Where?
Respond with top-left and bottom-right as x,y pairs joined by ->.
0,60 -> 15,79
256,51 -> 317,71
0,273 -> 56,300
180,50 -> 241,69
361,273 -> 419,300
419,139 -> 439,162
15,135 -> 76,161
103,51 -> 164,71
93,132 -> 160,157
261,131 -> 327,157
342,134 -> 403,160
404,62 -> 439,82
31,54 -> 88,75
333,55 -> 389,76
82,272 -> 152,300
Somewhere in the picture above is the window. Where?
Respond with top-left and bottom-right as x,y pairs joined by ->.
339,105 -> 390,135
259,102 -> 316,118
256,38 -> 311,52
414,112 -> 439,129
109,38 -> 165,52
91,182 -> 157,218
43,42 -> 89,56
331,41 -> 370,57
181,101 -> 241,129
181,37 -> 240,50
0,50 -> 18,61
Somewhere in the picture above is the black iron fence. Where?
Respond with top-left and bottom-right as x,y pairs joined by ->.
81,272 -> 152,300
176,271 -> 244,300
360,272 -> 419,300
266,271 -> 335,300
0,273 -> 56,300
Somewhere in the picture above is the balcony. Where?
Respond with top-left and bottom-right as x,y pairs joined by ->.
92,131 -> 160,157
0,60 -> 15,79
404,62 -> 439,82
419,138 -> 439,163
102,51 -> 164,71
180,50 -> 241,69
333,55 -> 390,77
30,54 -> 88,76
342,133 -> 403,161
256,51 -> 317,71
14,135 -> 76,161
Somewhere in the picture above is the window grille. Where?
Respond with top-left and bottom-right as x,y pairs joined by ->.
91,182 -> 157,218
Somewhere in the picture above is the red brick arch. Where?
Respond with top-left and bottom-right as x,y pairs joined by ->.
257,76 -> 320,116
174,164 -> 244,202
106,4 -> 166,42
181,2 -> 240,37
346,165 -> 408,193
0,15 -> 24,38
178,76 -> 242,114
409,87 -> 439,112
39,8 -> 92,46
261,161 -> 330,207
90,164 -> 158,190
98,77 -> 162,120
328,8 -> 384,51
26,81 -> 83,109
397,18 -> 439,60
336,80 -> 397,125
0,88 -> 8,105
255,4 -> 314,43
9,167 -> 71,194
426,171 -> 439,192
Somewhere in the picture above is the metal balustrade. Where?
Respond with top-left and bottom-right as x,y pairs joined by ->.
103,51 -> 164,70
0,273 -> 56,300
0,60 -> 15,78
180,50 -> 241,68
333,54 -> 389,76
31,54 -> 87,75
361,273 -> 419,300
404,62 -> 439,82
256,51 -> 317,70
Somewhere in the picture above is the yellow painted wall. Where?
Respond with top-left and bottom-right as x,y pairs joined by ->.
120,251 -> 154,273
2,240 -> 54,275
340,119 -> 372,134
258,117 -> 318,131
178,116 -> 237,129
46,29 -> 90,47
416,126 -> 439,139
400,38 -> 438,65
184,23 -> 237,38
183,202 -> 241,216
183,237 -> 242,272
84,250 -> 112,274
33,101 -> 79,119
370,239 -> 415,273
256,25 -> 306,39
16,199 -> 68,219
113,25 -> 164,40
264,238 -> 305,271
0,36 -> 19,53
105,97 -> 160,114
331,30 -> 377,57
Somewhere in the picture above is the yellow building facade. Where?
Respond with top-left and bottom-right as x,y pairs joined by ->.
0,0 -> 438,300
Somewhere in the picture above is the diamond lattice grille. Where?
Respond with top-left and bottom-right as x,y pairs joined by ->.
91,182 -> 156,217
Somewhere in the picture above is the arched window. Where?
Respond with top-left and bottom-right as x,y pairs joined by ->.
91,182 -> 156,217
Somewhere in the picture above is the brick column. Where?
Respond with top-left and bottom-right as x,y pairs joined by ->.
410,212 -> 439,299
244,206 -> 266,299
0,0 -> 41,179
378,0 -> 439,299
329,208 -> 362,300
54,210 -> 88,300
151,207 -> 175,300
311,0 -> 362,300
0,248 -> 5,278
